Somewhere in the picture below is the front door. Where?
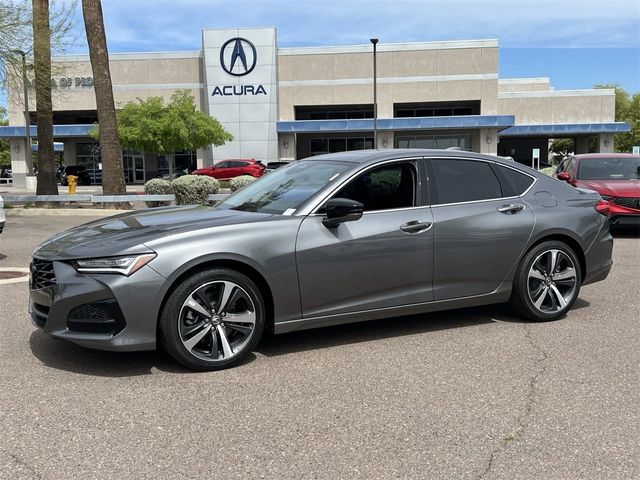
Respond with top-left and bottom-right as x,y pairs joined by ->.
296,160 -> 434,318
426,157 -> 535,300
123,150 -> 145,184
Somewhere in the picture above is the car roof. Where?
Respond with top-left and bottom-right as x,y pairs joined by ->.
300,148 -> 519,167
573,153 -> 640,160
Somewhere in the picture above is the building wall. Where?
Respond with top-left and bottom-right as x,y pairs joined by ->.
277,40 -> 500,121
498,78 -> 551,93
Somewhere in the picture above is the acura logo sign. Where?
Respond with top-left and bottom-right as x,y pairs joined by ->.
220,37 -> 257,76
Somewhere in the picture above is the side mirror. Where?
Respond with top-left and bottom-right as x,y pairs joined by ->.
557,172 -> 571,182
322,198 -> 364,228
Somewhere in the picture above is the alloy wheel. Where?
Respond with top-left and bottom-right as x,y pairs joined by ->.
178,280 -> 256,362
527,249 -> 578,313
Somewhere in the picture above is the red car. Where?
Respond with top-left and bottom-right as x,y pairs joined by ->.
555,153 -> 640,228
192,159 -> 265,180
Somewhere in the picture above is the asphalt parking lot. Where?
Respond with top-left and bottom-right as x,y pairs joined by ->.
0,214 -> 638,480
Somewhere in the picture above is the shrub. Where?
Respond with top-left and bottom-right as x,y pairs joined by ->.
229,175 -> 256,192
143,178 -> 174,208
172,175 -> 219,205
539,166 -> 555,177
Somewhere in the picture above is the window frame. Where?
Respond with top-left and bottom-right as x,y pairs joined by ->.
424,157 -> 537,207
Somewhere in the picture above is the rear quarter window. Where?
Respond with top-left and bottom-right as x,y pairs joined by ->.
496,165 -> 535,196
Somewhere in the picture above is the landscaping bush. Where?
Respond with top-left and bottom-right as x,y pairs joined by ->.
539,166 -> 555,177
143,178 -> 174,208
172,175 -> 219,205
229,175 -> 256,192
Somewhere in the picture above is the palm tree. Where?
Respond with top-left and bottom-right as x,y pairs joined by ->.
32,0 -> 57,195
81,0 -> 126,195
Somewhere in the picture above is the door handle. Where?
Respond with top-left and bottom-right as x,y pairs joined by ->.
400,220 -> 433,234
497,204 -> 525,214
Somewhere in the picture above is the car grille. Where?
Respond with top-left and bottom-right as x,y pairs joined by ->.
613,197 -> 640,210
30,258 -> 56,290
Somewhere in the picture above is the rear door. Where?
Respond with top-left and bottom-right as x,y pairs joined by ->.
425,157 -> 535,300
296,159 -> 434,318
212,161 -> 230,179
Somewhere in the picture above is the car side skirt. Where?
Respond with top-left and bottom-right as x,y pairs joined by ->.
274,286 -> 512,334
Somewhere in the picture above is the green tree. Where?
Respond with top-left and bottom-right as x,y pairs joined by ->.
548,138 -> 573,165
595,83 -> 639,152
0,106 -> 10,170
92,90 -> 232,164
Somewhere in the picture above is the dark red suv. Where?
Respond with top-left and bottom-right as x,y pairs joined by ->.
555,153 -> 640,228
192,159 -> 265,180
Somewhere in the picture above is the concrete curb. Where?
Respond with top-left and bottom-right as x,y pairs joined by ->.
6,208 -> 122,217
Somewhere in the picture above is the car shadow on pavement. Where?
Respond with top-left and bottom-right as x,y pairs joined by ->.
257,304 -> 509,357
28,331 -> 195,377
28,300 -> 591,376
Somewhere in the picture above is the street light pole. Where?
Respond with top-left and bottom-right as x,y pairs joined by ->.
11,49 -> 33,174
370,38 -> 378,149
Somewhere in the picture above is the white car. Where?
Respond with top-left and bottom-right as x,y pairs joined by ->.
0,194 -> 5,234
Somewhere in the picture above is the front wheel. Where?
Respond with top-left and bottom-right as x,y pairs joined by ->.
159,268 -> 265,371
510,241 -> 581,321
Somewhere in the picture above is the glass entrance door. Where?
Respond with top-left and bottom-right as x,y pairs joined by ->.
123,150 -> 145,184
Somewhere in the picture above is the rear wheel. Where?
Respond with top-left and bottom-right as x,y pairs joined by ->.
510,240 -> 581,321
159,268 -> 265,371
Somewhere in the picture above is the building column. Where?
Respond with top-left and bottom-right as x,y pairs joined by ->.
378,131 -> 393,150
575,136 -> 591,154
9,138 -> 32,189
479,128 -> 498,155
599,133 -> 614,153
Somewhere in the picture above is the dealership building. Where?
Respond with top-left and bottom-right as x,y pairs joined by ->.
2,27 -> 630,187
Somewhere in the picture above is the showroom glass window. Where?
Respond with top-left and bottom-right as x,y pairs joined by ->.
429,159 -> 502,204
332,163 -> 417,211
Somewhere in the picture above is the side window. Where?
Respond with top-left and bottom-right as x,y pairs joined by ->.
555,159 -> 568,174
430,159 -> 502,204
566,159 -> 577,176
332,163 -> 417,212
496,165 -> 535,196
215,161 -> 229,169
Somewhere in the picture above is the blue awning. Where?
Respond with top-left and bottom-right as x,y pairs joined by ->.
31,142 -> 64,153
499,122 -> 630,137
277,115 -> 515,134
0,124 -> 94,138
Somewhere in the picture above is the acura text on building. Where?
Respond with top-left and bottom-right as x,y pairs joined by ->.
211,85 -> 267,96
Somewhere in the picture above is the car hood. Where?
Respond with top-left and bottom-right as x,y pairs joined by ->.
33,206 -> 273,260
576,179 -> 640,197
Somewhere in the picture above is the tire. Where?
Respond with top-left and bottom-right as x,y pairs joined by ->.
159,268 -> 265,371
510,240 -> 582,321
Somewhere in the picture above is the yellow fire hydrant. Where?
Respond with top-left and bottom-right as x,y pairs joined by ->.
68,175 -> 77,195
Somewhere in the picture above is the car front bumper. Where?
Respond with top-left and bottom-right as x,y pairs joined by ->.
29,259 -> 166,351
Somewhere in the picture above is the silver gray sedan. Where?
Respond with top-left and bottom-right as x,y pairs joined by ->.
29,149 -> 613,370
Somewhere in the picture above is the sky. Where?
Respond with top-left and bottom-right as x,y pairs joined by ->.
2,0 -> 639,110
81,0 -> 640,92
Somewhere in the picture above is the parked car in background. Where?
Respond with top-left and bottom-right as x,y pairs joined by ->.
192,159 -> 265,180
264,161 -> 291,174
29,149 -> 613,371
0,194 -> 5,234
555,153 -> 640,228
58,166 -> 92,186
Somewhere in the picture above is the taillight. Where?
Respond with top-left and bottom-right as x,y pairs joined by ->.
595,200 -> 611,216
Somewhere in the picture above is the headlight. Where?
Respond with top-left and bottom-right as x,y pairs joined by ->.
74,254 -> 156,276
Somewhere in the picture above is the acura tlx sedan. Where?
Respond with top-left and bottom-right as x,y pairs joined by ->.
29,149 -> 613,371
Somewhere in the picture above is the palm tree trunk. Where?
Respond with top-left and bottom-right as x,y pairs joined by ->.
32,0 -> 57,195
81,0 -> 126,196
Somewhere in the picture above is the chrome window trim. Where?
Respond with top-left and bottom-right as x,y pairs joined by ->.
296,154 -> 539,216
298,157 -> 423,216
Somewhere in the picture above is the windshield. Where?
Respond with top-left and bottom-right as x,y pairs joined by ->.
578,157 -> 640,180
217,161 -> 353,214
